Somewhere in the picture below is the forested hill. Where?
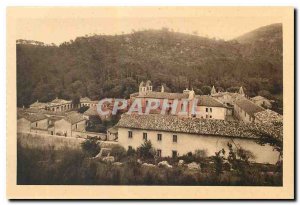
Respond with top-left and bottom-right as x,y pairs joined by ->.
17,24 -> 282,108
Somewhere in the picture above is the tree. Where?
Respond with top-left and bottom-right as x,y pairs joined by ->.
216,86 -> 224,92
201,86 -> 212,95
72,96 -> 80,107
137,140 -> 156,160
110,145 -> 126,161
81,138 -> 100,157
78,105 -> 89,113
213,149 -> 225,176
258,90 -> 272,99
226,86 -> 240,93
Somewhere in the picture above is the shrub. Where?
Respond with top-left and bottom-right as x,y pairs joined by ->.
81,138 -> 100,157
110,145 -> 126,161
213,149 -> 226,176
179,152 -> 195,163
126,147 -> 136,157
195,149 -> 207,159
178,149 -> 207,164
136,140 -> 156,160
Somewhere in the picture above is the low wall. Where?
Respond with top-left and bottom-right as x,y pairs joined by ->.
72,131 -> 109,141
18,132 -> 118,150
17,132 -> 85,150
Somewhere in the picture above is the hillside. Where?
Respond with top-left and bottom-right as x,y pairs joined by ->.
235,23 -> 282,67
16,25 -> 283,110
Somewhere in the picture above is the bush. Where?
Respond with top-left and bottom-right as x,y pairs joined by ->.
127,147 -> 136,157
178,149 -> 207,164
195,149 -> 207,158
179,152 -> 195,163
136,140 -> 156,160
110,145 -> 126,161
81,138 -> 100,157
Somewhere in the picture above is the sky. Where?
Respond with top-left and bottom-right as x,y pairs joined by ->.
14,7 -> 284,45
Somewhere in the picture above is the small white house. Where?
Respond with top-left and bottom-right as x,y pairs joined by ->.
234,97 -> 265,123
195,95 -> 227,120
17,113 -> 48,134
54,113 -> 87,137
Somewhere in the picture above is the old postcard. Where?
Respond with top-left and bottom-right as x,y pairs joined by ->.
7,7 -> 294,199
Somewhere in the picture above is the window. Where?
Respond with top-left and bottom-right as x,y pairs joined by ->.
210,108 -> 212,112
157,134 -> 162,141
173,135 -> 177,143
172,150 -> 177,158
128,131 -> 133,138
75,124 -> 78,130
210,115 -> 212,118
128,146 -> 132,150
35,122 -> 38,127
206,108 -> 208,112
143,133 -> 147,141
51,131 -> 54,135
157,149 -> 162,157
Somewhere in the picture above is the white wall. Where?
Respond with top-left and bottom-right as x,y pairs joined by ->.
30,118 -> 48,130
71,120 -> 86,132
195,106 -> 226,120
54,119 -> 72,137
234,104 -> 254,123
118,128 -> 279,164
17,118 -> 31,133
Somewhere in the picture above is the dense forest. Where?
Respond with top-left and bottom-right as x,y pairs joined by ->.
17,23 -> 283,109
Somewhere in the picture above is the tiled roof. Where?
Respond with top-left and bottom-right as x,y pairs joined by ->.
235,98 -> 265,116
18,113 -> 47,122
80,97 -> 92,102
30,101 -> 47,108
116,114 -> 282,141
136,91 -> 188,100
84,107 -> 98,116
65,112 -> 86,124
22,108 -> 66,116
251,96 -> 265,100
48,115 -> 64,122
254,109 -> 283,124
108,126 -> 118,134
130,92 -> 139,98
51,98 -> 71,104
139,81 -> 146,87
211,92 -> 224,97
196,95 -> 225,108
